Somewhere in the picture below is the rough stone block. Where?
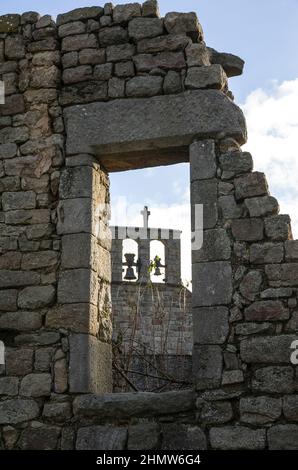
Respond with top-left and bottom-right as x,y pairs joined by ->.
265,215 -> 292,241
193,345 -> 223,390
164,12 -> 203,41
239,270 -> 263,301
142,0 -> 160,18
162,424 -> 207,450
235,322 -> 272,336
0,377 -> 19,396
268,425 -> 298,450
19,423 -> 60,450
210,426 -> 266,450
208,48 -> 245,77
200,401 -> 233,424
0,289 -> 18,311
57,7 -> 103,26
93,63 -> 113,80
283,396 -> 298,421
240,335 -> 295,363
128,17 -> 164,40
193,307 -> 229,344
218,195 -> 243,219
58,269 -> 98,305
79,48 -> 105,65
0,311 -> 42,331
42,402 -> 72,422
20,373 -> 51,397
98,26 -> 128,46
0,399 -> 39,424
113,3 -> 141,23
69,334 -> 112,393
245,195 -> 279,217
253,366 -> 294,393
244,300 -> 289,321
133,51 -> 186,71
190,140 -> 216,181
137,34 -> 190,53
115,61 -> 135,77
56,198 -> 94,234
240,397 -> 282,424
193,229 -> 231,263
64,90 -> 247,161
62,34 -> 98,52
192,262 -> 232,307
58,21 -> 85,37
5,36 -> 25,59
106,43 -> 135,62
163,70 -> 182,94
185,65 -> 227,90
76,425 -> 127,450
2,191 -> 36,211
219,151 -> 253,178
63,65 -> 92,84
126,75 -> 163,97
250,242 -> 284,264
285,240 -> 298,261
231,218 -> 264,241
128,423 -> 160,450
46,304 -> 98,335
18,285 -> 55,310
222,370 -> 244,385
21,251 -> 58,270
234,172 -> 268,200
186,43 -> 210,67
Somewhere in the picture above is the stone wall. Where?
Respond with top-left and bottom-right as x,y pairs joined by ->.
0,1 -> 297,450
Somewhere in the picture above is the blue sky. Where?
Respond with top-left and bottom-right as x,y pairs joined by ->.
1,1 -> 298,281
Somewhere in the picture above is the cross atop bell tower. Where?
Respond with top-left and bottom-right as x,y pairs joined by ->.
141,205 -> 151,229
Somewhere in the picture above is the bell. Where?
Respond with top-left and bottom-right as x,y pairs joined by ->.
124,266 -> 137,280
154,266 -> 162,276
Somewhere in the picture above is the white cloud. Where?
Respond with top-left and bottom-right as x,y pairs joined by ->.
241,78 -> 298,236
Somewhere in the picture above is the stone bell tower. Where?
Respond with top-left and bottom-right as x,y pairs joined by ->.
110,207 -> 192,392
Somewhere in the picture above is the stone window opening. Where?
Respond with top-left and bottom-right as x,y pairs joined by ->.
149,240 -> 166,283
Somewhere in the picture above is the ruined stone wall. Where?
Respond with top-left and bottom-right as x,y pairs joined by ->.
0,1 -> 297,451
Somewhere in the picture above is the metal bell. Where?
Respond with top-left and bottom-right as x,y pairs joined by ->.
124,266 -> 137,280
154,266 -> 162,276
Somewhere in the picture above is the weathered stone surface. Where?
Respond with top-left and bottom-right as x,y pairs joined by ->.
108,77 -> 125,98
283,396 -> 298,421
235,322 -> 272,336
0,14 -> 20,33
128,17 -> 164,40
5,348 -> 33,376
208,48 -> 245,77
285,311 -> 298,332
115,61 -> 135,77
190,140 -> 216,181
241,335 -> 295,363
54,357 -> 68,394
244,300 -> 289,322
234,172 -> 268,200
57,7 -> 103,26
191,178 -> 218,228
285,240 -> 298,261
0,311 -> 42,331
0,399 -> 39,424
64,90 -> 247,164
43,402 -> 72,422
193,229 -> 231,263
239,270 -> 262,301
63,65 -> 92,84
250,242 -> 284,264
0,126 -> 29,145
30,65 -> 60,89
58,269 -> 98,305
79,48 -> 105,65
19,423 -> 60,450
252,366 -> 295,393
74,389 -> 196,418
240,397 -> 282,424
193,307 -> 229,344
219,195 -> 243,219
265,215 -> 292,241
106,43 -> 135,62
5,36 -> 25,59
245,196 -> 279,217
21,251 -> 58,270
133,51 -> 186,71
137,34 -> 190,53
94,63 -> 113,80
20,373 -> 51,397
164,12 -> 203,41
18,285 -> 55,310
69,334 -> 112,394
15,332 -> 60,346
231,219 -> 264,241
76,426 -> 127,450
268,425 -> 298,450
35,348 -> 53,372
185,65 -> 227,90
266,263 -> 298,287
186,43 -> 210,67
163,70 -> 182,94
99,26 -> 128,46
1,94 -> 25,116
62,34 -> 98,52
46,304 -> 99,336
58,21 -> 85,38
0,377 -> 19,396
126,75 -> 163,97
0,142 -> 17,159
0,289 -> 17,311
260,287 -> 293,299
162,424 -> 207,450
210,426 -> 265,450
113,3 -> 141,23
200,401 -> 233,424
128,423 -> 160,450
192,262 -> 232,307
219,151 -> 253,178
57,198 -> 94,234
222,370 -> 244,385
193,345 -> 223,390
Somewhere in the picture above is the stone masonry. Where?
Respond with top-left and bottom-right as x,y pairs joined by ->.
0,2 -> 298,450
